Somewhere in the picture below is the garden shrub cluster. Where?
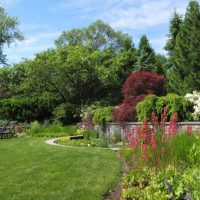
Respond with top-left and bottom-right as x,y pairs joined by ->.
0,97 -> 57,122
28,121 -> 77,137
80,101 -> 114,127
92,106 -> 113,125
136,94 -> 194,121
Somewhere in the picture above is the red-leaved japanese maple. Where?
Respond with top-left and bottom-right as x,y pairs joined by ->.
113,69 -> 165,123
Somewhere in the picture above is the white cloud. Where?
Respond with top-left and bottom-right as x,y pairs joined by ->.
0,0 -> 20,7
101,0 -> 189,30
47,0 -> 189,30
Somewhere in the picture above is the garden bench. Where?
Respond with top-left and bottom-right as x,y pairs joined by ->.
0,121 -> 17,139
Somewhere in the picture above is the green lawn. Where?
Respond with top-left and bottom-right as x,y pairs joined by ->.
0,137 -> 121,200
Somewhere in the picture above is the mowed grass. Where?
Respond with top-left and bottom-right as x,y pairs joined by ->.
0,138 -> 121,200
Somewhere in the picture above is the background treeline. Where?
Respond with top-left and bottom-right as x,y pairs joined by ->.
0,0 -> 199,123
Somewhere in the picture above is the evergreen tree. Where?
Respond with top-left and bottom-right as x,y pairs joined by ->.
167,0 -> 200,95
164,11 -> 183,56
136,35 -> 156,71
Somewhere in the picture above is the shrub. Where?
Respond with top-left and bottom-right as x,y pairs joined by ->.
92,106 -> 113,125
0,97 -> 57,122
113,131 -> 122,143
136,93 -> 193,121
113,69 -> 165,123
53,103 -> 80,124
135,95 -> 158,121
28,121 -> 77,137
80,102 -> 103,129
80,101 -> 102,120
185,91 -> 200,120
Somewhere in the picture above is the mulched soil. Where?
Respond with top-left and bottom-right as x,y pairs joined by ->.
104,184 -> 122,200
104,154 -> 131,200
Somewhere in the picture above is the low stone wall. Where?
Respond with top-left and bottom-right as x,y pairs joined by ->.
94,122 -> 200,140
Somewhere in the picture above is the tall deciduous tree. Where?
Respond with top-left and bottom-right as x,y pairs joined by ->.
55,20 -> 133,52
167,0 -> 200,94
22,45 -> 104,108
0,6 -> 24,64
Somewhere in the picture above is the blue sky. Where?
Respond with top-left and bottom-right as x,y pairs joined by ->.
0,0 -> 196,64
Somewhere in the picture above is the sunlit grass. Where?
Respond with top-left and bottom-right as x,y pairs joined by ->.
0,138 -> 121,200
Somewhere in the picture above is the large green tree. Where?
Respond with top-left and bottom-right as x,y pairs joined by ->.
55,20 -> 133,52
23,46 -> 101,105
167,0 -> 200,94
164,11 -> 183,56
0,6 -> 24,64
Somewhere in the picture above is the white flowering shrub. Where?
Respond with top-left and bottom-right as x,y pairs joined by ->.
185,91 -> 200,120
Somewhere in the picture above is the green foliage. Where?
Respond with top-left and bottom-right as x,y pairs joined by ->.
167,1 -> 200,94
157,94 -> 193,120
119,147 -> 134,167
28,121 -> 77,137
92,106 -> 113,125
0,6 -> 24,65
55,20 -> 133,52
136,35 -> 157,72
136,94 -> 193,121
0,96 -> 57,122
83,129 -> 99,140
53,104 -> 66,124
56,131 -> 109,148
164,11 -> 183,56
121,110 -> 200,200
122,133 -> 200,199
98,135 -> 109,148
123,166 -> 200,200
165,133 -> 197,170
136,95 -> 159,121
0,67 -> 12,98
53,103 -> 80,124
57,137 -> 102,147
80,101 -> 103,119
113,131 -> 122,143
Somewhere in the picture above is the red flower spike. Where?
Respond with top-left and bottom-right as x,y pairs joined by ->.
142,143 -> 148,160
168,113 -> 178,136
151,112 -> 158,132
161,146 -> 165,156
162,134 -> 165,143
150,132 -> 157,150
186,125 -> 192,137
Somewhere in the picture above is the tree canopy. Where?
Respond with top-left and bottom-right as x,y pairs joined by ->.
55,20 -> 133,52
0,6 -> 24,64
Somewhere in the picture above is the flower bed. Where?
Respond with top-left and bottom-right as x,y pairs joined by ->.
55,136 -> 109,148
119,108 -> 200,199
